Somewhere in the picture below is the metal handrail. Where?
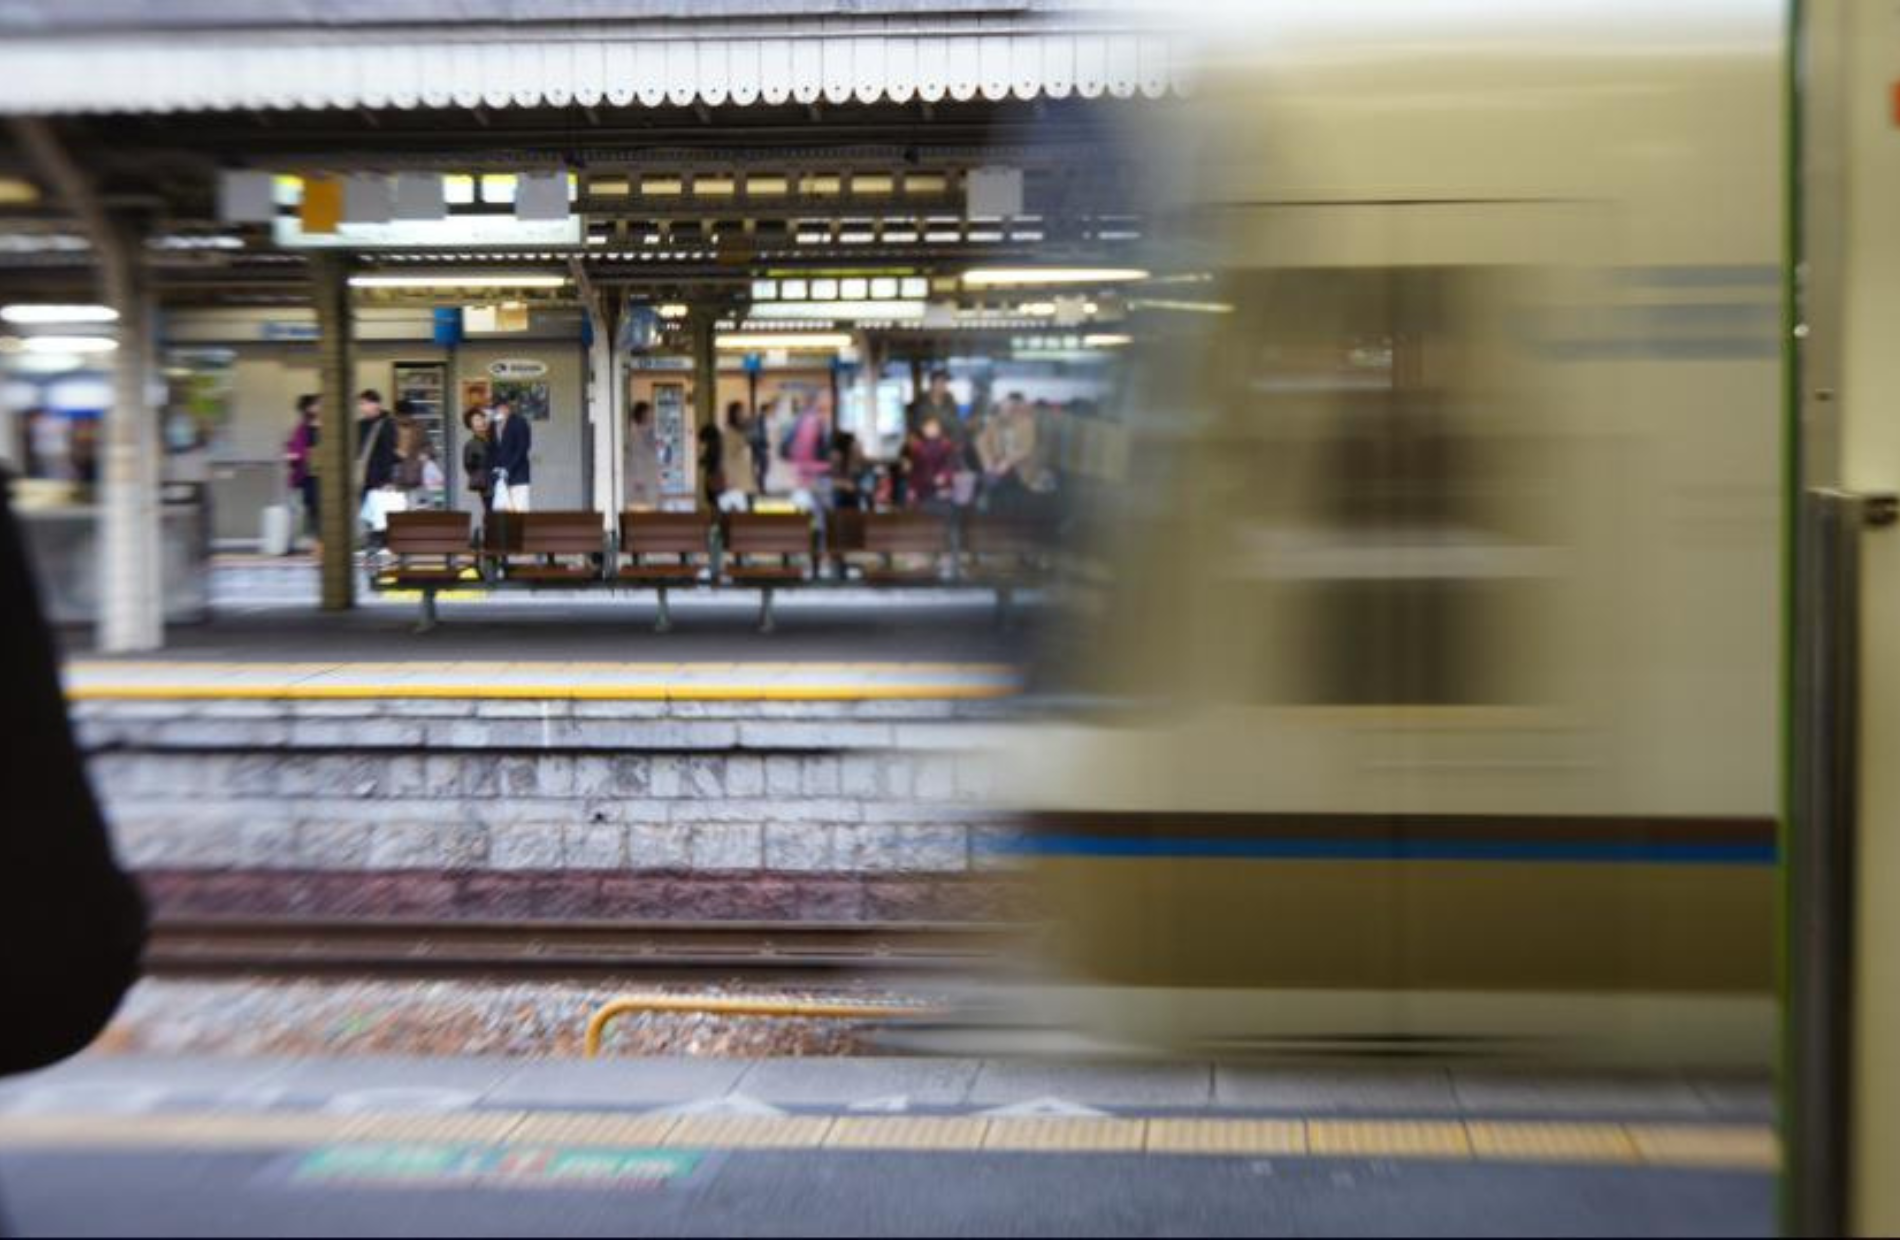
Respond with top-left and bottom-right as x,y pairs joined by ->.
584,994 -> 938,1058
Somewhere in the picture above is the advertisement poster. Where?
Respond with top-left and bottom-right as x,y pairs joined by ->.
487,358 -> 551,422
162,348 -> 236,455
459,378 -> 491,413
651,381 -> 691,499
490,379 -> 550,423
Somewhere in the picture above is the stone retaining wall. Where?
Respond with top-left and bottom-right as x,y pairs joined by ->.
75,697 -> 1027,922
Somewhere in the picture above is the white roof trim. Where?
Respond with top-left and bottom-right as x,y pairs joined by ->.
0,31 -> 1188,114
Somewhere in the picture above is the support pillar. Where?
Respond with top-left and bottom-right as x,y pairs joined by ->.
310,252 -> 356,611
587,290 -> 622,528
98,216 -> 163,653
689,309 -> 718,506
8,118 -> 164,651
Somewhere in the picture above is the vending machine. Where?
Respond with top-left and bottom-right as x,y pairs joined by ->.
392,360 -> 451,503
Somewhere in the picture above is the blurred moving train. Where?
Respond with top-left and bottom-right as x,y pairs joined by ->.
1014,1 -> 1785,1065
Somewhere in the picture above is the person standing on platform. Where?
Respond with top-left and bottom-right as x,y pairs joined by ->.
624,400 -> 662,510
283,393 -> 321,553
787,390 -> 833,503
489,396 -> 533,513
355,389 -> 400,554
908,368 -> 959,437
906,414 -> 960,514
762,395 -> 800,498
461,406 -> 494,518
697,406 -> 732,509
830,425 -> 867,511
720,401 -> 758,512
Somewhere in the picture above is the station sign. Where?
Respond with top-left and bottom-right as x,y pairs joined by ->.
285,1143 -> 706,1191
488,358 -> 549,380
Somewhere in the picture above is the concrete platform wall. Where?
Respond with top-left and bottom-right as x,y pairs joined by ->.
76,697 -> 1026,922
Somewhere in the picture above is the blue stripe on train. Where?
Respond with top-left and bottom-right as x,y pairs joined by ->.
1020,835 -> 1778,866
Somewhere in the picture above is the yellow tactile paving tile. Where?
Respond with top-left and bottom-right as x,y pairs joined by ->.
982,1118 -> 1147,1152
823,1117 -> 990,1150
0,1111 -> 1778,1171
663,1116 -> 835,1149
1307,1121 -> 1474,1160
1465,1123 -> 1639,1163
333,1111 -> 530,1144
1145,1119 -> 1306,1157
0,1112 -> 344,1148
62,658 -> 1020,702
509,1112 -> 679,1146
1627,1125 -> 1781,1170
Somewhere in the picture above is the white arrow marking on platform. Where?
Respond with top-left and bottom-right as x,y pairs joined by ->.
654,1094 -> 786,1118
2,1085 -> 169,1116
846,1095 -> 911,1114
977,1097 -> 1107,1118
324,1088 -> 480,1115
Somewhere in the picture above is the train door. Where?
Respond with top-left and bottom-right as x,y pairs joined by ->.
1792,1 -> 1900,1233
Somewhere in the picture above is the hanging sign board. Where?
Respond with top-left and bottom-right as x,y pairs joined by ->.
488,358 -> 549,380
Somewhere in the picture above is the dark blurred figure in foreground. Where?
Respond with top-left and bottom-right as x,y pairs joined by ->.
0,473 -> 146,1076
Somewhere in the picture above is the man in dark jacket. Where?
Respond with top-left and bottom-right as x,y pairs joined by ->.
0,477 -> 147,1076
355,389 -> 399,492
489,396 -> 533,511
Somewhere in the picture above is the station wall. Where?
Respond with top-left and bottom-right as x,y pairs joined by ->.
166,306 -> 588,536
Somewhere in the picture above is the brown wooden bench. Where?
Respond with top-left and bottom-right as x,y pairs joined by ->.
378,511 -> 477,630
961,513 -> 1053,624
851,511 -> 953,585
616,511 -> 713,632
499,511 -> 605,584
722,511 -> 814,631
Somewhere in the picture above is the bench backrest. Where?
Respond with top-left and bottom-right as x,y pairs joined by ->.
725,512 -> 813,559
963,513 -> 1047,558
622,511 -> 710,558
517,511 -> 606,557
387,510 -> 472,555
864,511 -> 950,556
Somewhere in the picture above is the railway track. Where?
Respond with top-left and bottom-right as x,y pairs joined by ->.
142,917 -> 1019,981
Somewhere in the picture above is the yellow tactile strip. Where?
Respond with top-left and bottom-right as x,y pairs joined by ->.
0,1111 -> 1778,1170
62,660 -> 1021,703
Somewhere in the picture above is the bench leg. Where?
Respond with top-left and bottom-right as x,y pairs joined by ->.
654,586 -> 672,634
417,588 -> 439,634
758,586 -> 776,634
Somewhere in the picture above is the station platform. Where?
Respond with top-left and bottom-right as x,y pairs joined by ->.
61,659 -> 1021,703
0,1053 -> 1775,1236
49,553 -> 1044,667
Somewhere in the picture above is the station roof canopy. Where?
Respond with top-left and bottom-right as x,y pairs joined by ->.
0,1 -> 1187,116
0,2 -> 1182,325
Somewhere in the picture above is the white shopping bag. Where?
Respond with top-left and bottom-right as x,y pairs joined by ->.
359,487 -> 408,533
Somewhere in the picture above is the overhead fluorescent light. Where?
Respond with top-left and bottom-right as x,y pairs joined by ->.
349,274 -> 569,290
274,214 -> 580,250
749,300 -> 926,322
716,332 -> 852,352
962,267 -> 1149,288
9,352 -> 86,373
22,335 -> 117,354
2,304 -> 119,324
1132,298 -> 1235,315
1083,333 -> 1133,348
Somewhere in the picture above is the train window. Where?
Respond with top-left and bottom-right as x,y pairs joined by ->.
1211,267 -> 1556,706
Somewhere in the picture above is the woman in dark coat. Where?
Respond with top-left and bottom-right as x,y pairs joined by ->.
461,406 -> 494,514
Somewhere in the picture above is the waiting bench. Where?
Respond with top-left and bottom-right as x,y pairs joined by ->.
617,511 -> 714,632
379,511 -> 481,630
373,507 -> 1051,633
